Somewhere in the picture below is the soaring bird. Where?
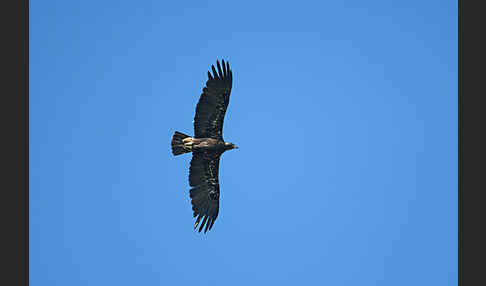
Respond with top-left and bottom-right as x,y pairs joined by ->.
171,59 -> 238,233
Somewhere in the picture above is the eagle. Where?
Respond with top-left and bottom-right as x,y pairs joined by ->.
171,59 -> 238,233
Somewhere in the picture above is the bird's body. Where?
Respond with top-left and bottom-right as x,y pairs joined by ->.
170,59 -> 237,233
172,134 -> 233,154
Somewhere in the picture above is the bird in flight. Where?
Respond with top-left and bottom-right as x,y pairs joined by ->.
171,59 -> 238,233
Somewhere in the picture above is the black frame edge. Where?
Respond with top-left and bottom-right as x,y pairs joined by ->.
461,0 -> 486,284
0,0 -> 29,285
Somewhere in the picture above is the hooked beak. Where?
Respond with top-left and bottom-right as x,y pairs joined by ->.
234,145 -> 239,149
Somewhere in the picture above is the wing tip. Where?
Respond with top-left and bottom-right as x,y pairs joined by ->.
213,58 -> 231,79
192,212 -> 217,233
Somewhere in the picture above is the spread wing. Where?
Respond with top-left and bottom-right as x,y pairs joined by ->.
193,59 -> 233,140
189,151 -> 221,233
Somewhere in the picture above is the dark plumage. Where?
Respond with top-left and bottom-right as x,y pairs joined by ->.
171,59 -> 237,233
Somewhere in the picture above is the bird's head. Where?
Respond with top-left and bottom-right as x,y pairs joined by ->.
224,142 -> 239,150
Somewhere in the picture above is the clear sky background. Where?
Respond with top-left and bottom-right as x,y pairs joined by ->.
30,1 -> 457,285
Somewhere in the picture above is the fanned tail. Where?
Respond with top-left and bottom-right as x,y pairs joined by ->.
171,131 -> 192,156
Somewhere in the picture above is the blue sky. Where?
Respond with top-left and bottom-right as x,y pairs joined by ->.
30,1 -> 457,285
